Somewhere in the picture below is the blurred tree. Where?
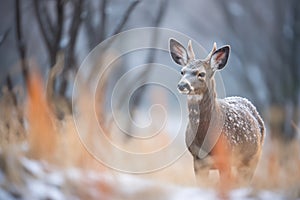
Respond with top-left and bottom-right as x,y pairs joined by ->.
33,0 -> 65,68
15,0 -> 28,84
124,0 -> 169,136
12,0 -> 142,120
84,0 -> 140,50
82,0 -> 141,135
9,0 -> 299,140
33,0 -> 84,97
217,0 -> 300,139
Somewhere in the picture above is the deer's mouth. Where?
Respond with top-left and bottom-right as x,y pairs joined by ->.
177,86 -> 191,94
177,79 -> 194,94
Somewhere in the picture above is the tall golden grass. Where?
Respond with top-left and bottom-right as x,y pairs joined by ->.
0,69 -> 300,199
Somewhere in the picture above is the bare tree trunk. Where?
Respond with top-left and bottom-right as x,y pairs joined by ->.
15,0 -> 28,83
288,0 -> 300,138
59,0 -> 83,97
269,0 -> 300,140
99,0 -> 108,43
33,0 -> 65,67
0,28 -> 10,47
122,0 -> 169,138
217,0 -> 300,140
86,0 -> 141,135
111,0 -> 140,36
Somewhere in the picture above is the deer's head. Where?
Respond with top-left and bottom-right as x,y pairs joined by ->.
169,38 -> 230,95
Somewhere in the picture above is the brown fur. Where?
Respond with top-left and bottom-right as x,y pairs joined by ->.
169,39 -> 265,186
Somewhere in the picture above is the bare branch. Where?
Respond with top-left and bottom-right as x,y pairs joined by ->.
152,0 -> 168,26
46,53 -> 64,104
65,0 -> 83,69
106,0 -> 169,136
290,0 -> 300,104
133,0 -> 168,86
99,0 -> 108,42
6,75 -> 17,107
86,0 -> 140,81
83,1 -> 97,49
54,0 -> 64,53
44,8 -> 55,35
0,28 -> 10,46
60,0 -> 83,96
112,0 -> 140,35
15,0 -> 28,83
33,0 -> 65,67
33,0 -> 53,56
125,0 -> 168,98
215,0 -> 264,101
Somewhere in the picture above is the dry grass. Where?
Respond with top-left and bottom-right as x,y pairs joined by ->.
0,71 -> 300,199
252,138 -> 300,193
26,71 -> 58,161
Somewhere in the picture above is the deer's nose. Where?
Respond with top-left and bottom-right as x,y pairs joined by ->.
177,80 -> 192,94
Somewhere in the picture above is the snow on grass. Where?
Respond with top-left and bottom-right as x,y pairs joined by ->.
0,155 -> 294,200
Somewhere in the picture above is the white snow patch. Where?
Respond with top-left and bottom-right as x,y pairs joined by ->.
21,157 -> 45,178
27,179 -> 64,200
1,157 -> 291,200
47,171 -> 64,187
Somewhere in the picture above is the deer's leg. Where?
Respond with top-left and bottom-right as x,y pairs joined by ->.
218,161 -> 232,183
193,156 -> 213,186
236,154 -> 260,185
211,150 -> 233,190
236,165 -> 255,186
212,134 -> 233,188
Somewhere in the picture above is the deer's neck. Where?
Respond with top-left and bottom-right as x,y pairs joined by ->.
187,80 -> 218,135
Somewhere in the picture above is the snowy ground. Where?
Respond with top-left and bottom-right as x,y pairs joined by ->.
0,157 -> 290,200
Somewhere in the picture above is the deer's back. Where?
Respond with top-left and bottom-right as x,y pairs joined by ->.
219,96 -> 265,158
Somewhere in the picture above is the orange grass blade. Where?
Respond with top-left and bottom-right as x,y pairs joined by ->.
26,71 -> 57,161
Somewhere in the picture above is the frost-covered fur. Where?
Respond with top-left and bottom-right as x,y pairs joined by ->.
220,97 -> 265,146
186,93 -> 265,184
169,38 -> 265,185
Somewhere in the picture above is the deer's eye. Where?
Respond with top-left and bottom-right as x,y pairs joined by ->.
198,72 -> 206,78
181,71 -> 184,75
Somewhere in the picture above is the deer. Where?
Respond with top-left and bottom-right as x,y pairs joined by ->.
169,38 -> 265,186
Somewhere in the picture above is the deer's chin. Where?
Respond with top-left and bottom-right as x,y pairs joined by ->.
177,87 -> 191,94
187,94 -> 203,102
188,94 -> 203,102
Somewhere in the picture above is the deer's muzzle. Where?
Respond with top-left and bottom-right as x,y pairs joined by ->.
177,78 -> 194,94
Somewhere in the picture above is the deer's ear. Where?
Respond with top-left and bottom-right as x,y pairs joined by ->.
169,38 -> 188,66
210,45 -> 230,70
